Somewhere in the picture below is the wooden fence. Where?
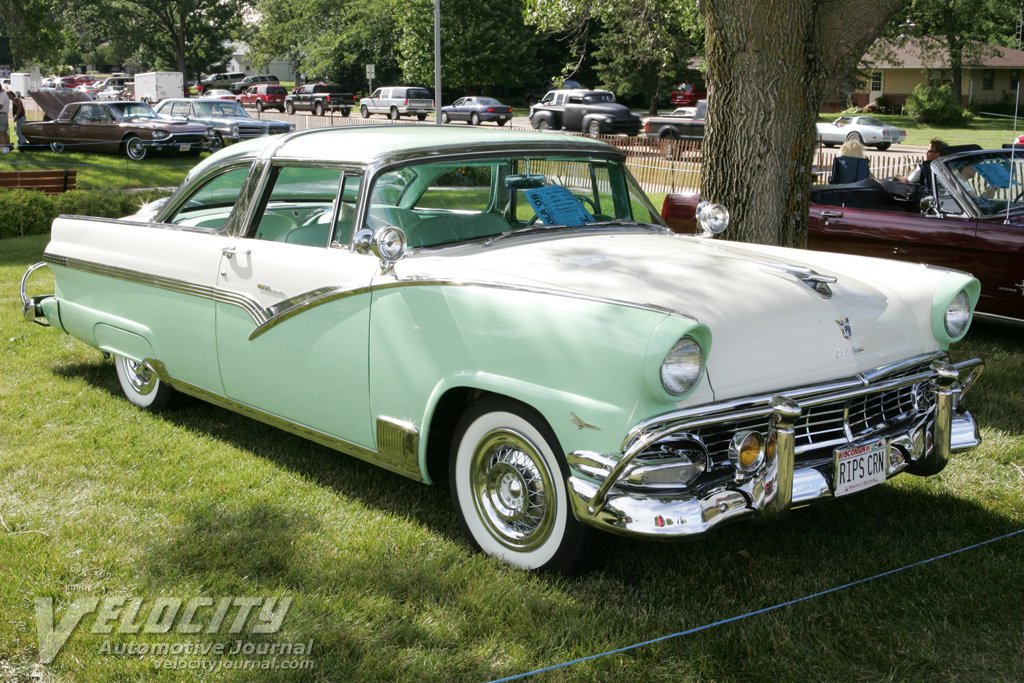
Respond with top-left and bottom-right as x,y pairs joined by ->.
258,111 -> 923,195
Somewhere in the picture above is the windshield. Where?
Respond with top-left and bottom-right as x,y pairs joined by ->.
195,101 -> 249,118
857,116 -> 887,128
945,153 -> 1024,216
107,103 -> 158,120
365,153 -> 664,249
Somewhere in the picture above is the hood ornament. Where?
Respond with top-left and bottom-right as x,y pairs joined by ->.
835,317 -> 853,339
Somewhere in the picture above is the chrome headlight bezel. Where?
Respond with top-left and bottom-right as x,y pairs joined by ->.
151,130 -> 170,140
944,289 -> 971,338
661,336 -> 706,397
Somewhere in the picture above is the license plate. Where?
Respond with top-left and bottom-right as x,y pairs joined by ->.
833,439 -> 888,497
179,144 -> 191,152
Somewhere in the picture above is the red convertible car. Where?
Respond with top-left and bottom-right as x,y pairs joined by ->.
661,147 -> 1024,324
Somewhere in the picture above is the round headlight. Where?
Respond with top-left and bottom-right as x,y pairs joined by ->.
695,202 -> 730,235
152,130 -> 169,140
944,289 -> 971,337
661,336 -> 705,396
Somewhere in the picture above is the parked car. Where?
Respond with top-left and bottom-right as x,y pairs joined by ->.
20,126 -> 985,572
22,100 -> 216,160
201,72 -> 246,91
440,96 -> 513,126
237,84 -> 288,112
73,83 -> 104,96
285,83 -> 356,116
359,86 -> 433,120
670,82 -> 706,106
153,98 -> 294,148
641,102 -> 706,140
230,74 -> 280,95
816,115 -> 907,150
661,147 -> 1023,324
201,89 -> 238,101
95,86 -> 124,101
529,89 -> 641,136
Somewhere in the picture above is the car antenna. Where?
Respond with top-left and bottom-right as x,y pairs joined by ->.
1007,5 -> 1023,225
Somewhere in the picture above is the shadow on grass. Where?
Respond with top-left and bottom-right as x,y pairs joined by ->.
53,357 -> 1022,579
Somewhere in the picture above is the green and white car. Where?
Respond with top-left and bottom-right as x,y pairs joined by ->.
21,127 -> 984,572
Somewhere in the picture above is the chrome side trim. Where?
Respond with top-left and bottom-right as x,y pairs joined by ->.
375,417 -> 421,479
43,252 -> 269,326
47,252 -> 698,342
248,277 -> 698,340
974,311 -> 1024,326
143,359 -> 424,483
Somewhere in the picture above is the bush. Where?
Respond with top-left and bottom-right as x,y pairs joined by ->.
0,190 -> 58,239
905,84 -> 965,125
0,188 -> 174,239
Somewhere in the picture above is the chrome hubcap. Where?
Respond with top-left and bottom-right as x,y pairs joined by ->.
121,357 -> 157,395
470,429 -> 554,551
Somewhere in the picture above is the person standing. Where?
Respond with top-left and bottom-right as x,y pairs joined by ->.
0,86 -> 10,154
9,89 -> 26,150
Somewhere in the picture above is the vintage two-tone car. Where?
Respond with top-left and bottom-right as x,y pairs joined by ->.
21,127 -> 983,572
23,100 -> 215,160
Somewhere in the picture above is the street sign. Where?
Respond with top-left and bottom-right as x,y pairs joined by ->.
366,64 -> 375,80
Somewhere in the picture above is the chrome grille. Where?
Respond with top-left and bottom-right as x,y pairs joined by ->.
641,364 -> 935,466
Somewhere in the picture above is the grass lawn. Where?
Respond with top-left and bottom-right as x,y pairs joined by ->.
816,112 -> 1021,149
0,145 -> 203,191
1,231 -> 1022,682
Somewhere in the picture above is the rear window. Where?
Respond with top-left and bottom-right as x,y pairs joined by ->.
267,86 -> 286,95
407,88 -> 432,100
314,85 -> 345,94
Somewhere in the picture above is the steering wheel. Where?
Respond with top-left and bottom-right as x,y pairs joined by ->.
574,194 -> 598,213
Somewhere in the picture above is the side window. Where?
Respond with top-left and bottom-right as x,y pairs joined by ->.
371,89 -> 383,99
250,166 -> 345,247
934,176 -> 964,215
164,166 -> 252,230
170,101 -> 191,117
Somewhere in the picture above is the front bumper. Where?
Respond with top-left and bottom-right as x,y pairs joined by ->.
567,354 -> 984,538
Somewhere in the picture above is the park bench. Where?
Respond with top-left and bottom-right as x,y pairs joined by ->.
0,169 -> 78,194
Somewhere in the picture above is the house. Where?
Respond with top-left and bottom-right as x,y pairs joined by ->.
226,43 -> 297,83
850,40 -> 1024,112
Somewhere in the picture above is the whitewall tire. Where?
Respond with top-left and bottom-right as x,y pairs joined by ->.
114,355 -> 175,411
449,398 -> 593,572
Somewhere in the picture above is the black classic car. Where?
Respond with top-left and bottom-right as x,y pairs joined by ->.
22,101 -> 215,160
153,98 -> 294,148
529,89 -> 641,136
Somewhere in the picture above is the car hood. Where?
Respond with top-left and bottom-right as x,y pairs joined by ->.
122,118 -> 208,133
398,232 -> 956,402
578,102 -> 636,118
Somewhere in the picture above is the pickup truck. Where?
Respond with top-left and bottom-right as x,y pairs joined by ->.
642,101 -> 706,140
285,83 -> 356,117
529,89 -> 641,136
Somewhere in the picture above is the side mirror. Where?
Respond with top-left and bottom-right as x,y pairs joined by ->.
355,225 -> 408,274
919,196 -> 937,216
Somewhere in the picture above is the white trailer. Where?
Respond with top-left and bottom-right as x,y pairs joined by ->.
134,71 -> 183,104
10,72 -> 40,97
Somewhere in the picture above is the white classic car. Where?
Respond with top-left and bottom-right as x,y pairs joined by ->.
816,115 -> 907,150
21,127 -> 984,572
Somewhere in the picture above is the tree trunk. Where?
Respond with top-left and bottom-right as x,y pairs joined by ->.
698,0 -> 906,247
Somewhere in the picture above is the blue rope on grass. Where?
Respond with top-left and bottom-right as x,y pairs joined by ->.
488,527 -> 1024,682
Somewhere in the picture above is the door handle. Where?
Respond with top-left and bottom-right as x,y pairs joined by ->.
892,247 -> 908,255
221,246 -> 251,259
820,210 -> 844,219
